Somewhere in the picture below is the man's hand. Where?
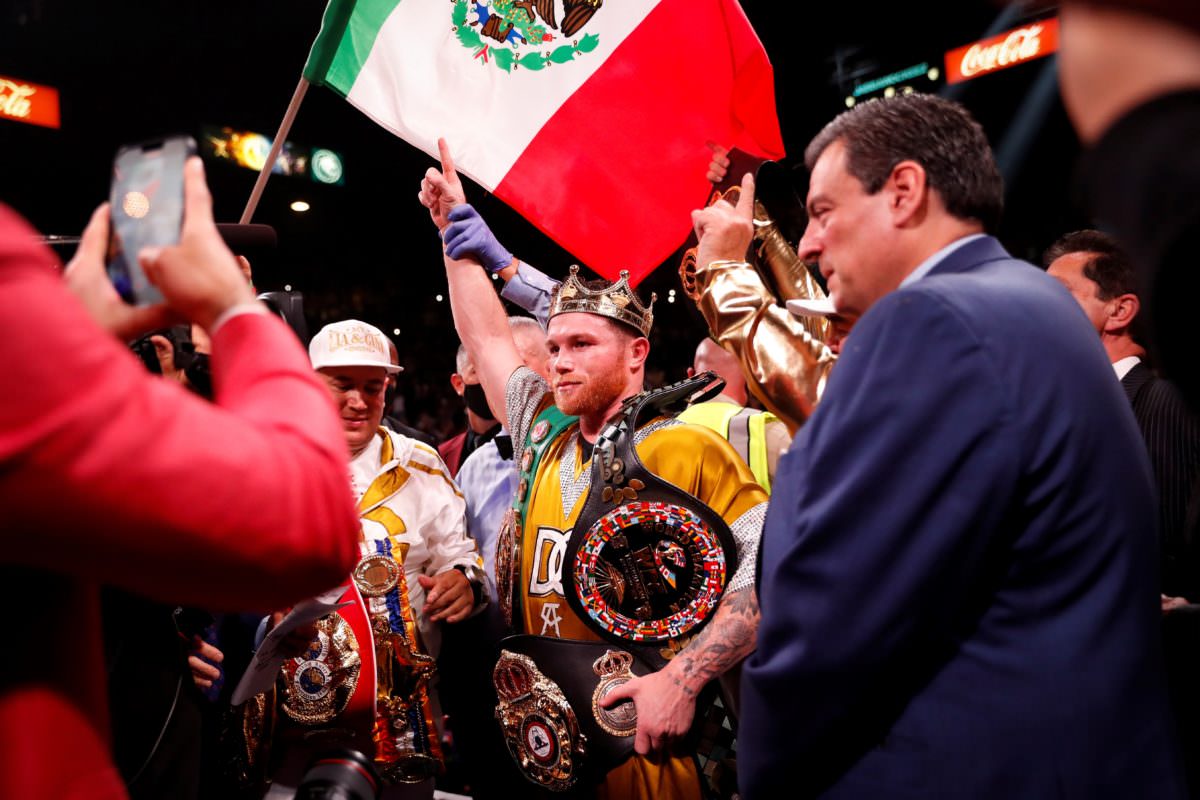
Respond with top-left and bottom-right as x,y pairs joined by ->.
692,171 -> 756,269
139,157 -> 258,332
418,137 -> 467,231
442,205 -> 515,274
187,636 -> 224,691
600,668 -> 696,755
268,610 -> 320,659
62,204 -> 179,340
706,141 -> 731,184
1163,594 -> 1190,614
419,570 -> 474,623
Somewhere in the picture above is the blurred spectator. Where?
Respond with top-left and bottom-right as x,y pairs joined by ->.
0,158 -> 359,800
1060,2 -> 1200,413
1046,229 -> 1200,797
438,345 -> 502,476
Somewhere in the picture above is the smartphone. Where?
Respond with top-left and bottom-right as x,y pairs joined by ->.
106,135 -> 197,304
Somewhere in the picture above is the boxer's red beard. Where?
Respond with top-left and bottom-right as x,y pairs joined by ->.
553,367 -> 626,417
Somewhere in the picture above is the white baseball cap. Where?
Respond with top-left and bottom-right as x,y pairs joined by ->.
309,320 -> 402,374
785,296 -> 839,318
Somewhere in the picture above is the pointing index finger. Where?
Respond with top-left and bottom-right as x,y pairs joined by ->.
735,172 -> 755,218
437,137 -> 458,183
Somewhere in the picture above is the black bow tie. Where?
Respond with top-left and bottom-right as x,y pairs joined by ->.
495,435 -> 513,460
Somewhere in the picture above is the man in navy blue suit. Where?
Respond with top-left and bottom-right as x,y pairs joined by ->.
693,94 -> 1185,798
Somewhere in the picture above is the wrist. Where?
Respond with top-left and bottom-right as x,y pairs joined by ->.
453,565 -> 483,605
702,258 -> 752,274
488,254 -> 518,274
205,294 -> 266,335
662,655 -> 702,697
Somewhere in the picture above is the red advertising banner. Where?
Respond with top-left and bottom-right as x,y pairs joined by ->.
0,75 -> 61,129
945,17 -> 1059,84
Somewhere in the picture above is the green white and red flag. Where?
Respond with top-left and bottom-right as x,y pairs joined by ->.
304,0 -> 784,283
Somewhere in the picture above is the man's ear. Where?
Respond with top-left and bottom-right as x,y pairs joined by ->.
449,372 -> 465,396
888,160 -> 928,227
1105,293 -> 1141,333
149,334 -> 175,374
628,337 -> 650,370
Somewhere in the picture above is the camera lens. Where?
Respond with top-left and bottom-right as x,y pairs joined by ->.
294,749 -> 380,800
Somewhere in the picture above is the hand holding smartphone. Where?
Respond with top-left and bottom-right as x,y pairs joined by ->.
107,135 -> 197,305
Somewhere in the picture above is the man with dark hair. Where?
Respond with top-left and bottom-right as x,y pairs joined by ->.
1043,233 -> 1200,593
1046,229 -> 1200,796
696,94 -> 1184,798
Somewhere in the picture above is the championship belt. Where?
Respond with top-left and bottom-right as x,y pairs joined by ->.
497,405 -> 578,630
565,372 -> 737,668
355,538 -> 443,784
494,635 -> 655,790
278,582 -> 377,753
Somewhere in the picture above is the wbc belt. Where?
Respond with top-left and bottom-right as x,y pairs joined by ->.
565,372 -> 738,668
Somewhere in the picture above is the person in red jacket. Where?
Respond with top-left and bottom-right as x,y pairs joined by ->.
0,157 -> 360,800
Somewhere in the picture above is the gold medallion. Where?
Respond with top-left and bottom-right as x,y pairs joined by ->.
590,649 -> 638,737
353,553 -> 400,597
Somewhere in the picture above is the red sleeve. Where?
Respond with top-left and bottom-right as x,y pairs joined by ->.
0,205 -> 359,610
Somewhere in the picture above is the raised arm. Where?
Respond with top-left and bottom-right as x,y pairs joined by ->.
691,172 -> 835,433
443,250 -> 525,429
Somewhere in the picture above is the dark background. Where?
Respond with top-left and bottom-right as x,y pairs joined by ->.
1,1 -> 1084,438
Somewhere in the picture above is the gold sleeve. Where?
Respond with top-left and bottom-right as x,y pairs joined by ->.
692,259 -> 836,434
640,423 -> 769,524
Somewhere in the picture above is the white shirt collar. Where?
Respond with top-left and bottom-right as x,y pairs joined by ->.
899,233 -> 988,288
1112,355 -> 1141,381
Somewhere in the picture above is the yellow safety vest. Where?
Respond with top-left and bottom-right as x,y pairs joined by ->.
678,401 -> 776,492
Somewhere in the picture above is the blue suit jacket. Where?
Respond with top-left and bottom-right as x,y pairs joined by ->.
741,237 -> 1185,799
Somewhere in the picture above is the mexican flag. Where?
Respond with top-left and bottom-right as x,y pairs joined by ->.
304,0 -> 784,284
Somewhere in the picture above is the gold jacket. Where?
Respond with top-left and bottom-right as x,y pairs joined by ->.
692,258 -> 836,434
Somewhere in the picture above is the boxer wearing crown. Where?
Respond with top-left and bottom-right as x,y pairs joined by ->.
421,141 -> 768,799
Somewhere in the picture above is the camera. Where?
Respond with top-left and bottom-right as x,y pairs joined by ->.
295,749 -> 382,800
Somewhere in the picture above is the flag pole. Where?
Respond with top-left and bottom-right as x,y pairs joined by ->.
239,76 -> 311,224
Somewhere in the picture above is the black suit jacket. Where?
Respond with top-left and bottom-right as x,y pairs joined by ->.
1122,361 -> 1200,600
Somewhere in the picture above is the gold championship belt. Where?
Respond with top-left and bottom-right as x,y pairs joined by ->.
494,637 -> 657,790
281,613 -> 362,726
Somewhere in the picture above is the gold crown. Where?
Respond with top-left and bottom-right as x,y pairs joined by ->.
493,651 -> 536,703
591,649 -> 634,678
549,266 -> 655,337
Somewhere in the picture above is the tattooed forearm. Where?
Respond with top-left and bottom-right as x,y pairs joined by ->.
666,585 -> 760,697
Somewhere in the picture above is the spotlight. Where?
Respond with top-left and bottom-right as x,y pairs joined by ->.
290,200 -> 310,213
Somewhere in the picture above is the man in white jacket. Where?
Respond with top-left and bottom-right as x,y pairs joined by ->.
250,319 -> 486,799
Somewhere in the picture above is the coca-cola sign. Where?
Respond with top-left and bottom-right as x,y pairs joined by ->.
0,75 -> 60,129
945,17 -> 1059,85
